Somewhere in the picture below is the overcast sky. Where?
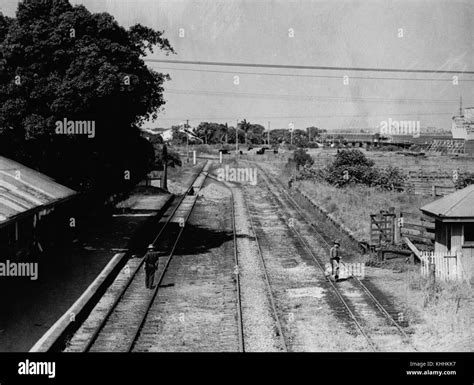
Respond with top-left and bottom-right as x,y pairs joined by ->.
1,0 -> 473,130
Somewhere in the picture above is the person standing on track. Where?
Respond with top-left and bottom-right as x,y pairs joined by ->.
329,240 -> 341,281
144,244 -> 159,289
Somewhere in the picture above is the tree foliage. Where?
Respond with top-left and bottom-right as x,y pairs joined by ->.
306,126 -> 326,138
325,149 -> 376,186
292,148 -> 314,170
192,120 -> 265,145
195,122 -> 227,144
295,149 -> 407,190
0,0 -> 174,194
454,172 -> 474,189
154,144 -> 181,169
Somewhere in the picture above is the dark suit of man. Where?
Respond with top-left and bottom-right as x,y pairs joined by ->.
144,251 -> 160,289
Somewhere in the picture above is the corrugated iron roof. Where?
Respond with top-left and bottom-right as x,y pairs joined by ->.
420,184 -> 474,219
0,156 -> 76,227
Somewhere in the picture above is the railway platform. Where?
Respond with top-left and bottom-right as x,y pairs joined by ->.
2,164 -> 207,352
30,162 -> 211,352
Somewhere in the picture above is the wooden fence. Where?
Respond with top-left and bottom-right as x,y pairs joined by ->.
407,170 -> 456,196
370,210 -> 435,247
399,211 -> 435,245
370,212 -> 395,246
420,250 -> 471,282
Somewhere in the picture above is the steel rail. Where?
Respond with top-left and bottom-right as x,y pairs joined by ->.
242,188 -> 288,352
257,164 -> 417,351
81,162 -> 207,352
128,166 -> 209,352
206,174 -> 245,352
252,167 -> 377,351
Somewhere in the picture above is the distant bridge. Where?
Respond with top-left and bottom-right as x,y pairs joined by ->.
319,132 -> 412,149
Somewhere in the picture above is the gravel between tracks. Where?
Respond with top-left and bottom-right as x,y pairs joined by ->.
231,187 -> 282,352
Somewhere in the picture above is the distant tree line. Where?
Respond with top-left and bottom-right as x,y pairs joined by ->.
168,120 -> 327,147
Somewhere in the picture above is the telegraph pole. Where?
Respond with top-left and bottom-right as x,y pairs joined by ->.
186,119 -> 189,163
267,121 -> 270,146
161,144 -> 168,191
236,119 -> 239,153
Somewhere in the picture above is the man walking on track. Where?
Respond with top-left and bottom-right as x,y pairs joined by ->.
288,174 -> 294,189
144,244 -> 160,289
329,240 -> 341,281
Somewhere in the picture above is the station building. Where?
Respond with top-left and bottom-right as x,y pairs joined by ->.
0,156 -> 76,260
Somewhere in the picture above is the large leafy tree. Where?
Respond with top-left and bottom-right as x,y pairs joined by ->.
226,125 -> 243,144
238,119 -> 255,145
194,122 -> 226,144
306,126 -> 326,140
325,149 -> 377,186
246,123 -> 265,144
0,0 -> 174,193
291,129 -> 309,147
292,148 -> 314,170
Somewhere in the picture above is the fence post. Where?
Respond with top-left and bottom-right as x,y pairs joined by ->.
378,248 -> 384,262
456,250 -> 463,282
395,210 -> 401,245
428,261 -> 436,287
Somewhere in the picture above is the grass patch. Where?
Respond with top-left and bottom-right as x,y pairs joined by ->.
297,179 -> 433,243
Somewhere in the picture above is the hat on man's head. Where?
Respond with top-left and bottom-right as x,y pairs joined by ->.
334,239 -> 341,246
147,244 -> 155,250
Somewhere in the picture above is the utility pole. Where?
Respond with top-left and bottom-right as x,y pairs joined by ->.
267,121 -> 270,146
186,119 -> 189,163
236,119 -> 239,153
161,144 -> 168,191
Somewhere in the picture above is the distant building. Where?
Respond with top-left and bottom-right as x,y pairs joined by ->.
449,105 -> 474,155
141,126 -> 202,143
451,107 -> 474,141
141,127 -> 173,141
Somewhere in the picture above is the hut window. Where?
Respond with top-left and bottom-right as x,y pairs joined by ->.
464,223 -> 474,244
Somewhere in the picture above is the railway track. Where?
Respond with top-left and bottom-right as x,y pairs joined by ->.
133,172 -> 244,352
244,161 -> 417,352
242,190 -> 288,352
167,173 -> 245,352
65,162 -> 212,352
228,181 -> 245,352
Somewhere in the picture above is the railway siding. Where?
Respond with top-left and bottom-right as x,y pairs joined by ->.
232,188 -> 283,352
252,165 -> 417,351
242,182 -> 370,351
